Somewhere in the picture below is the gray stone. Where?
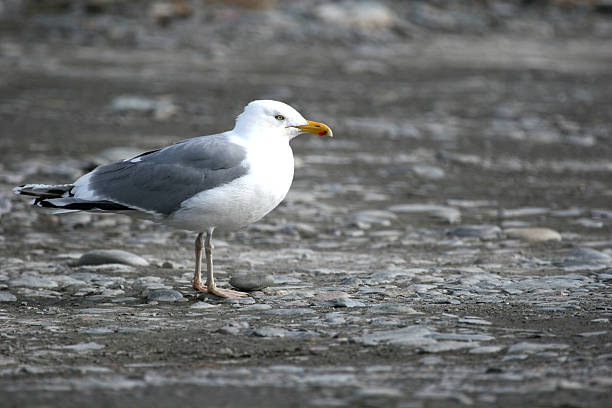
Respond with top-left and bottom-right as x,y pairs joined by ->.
77,250 -> 149,267
8,277 -> 58,289
565,248 -> 611,262
328,297 -> 366,308
420,356 -> 444,365
367,304 -> 419,314
507,342 -> 569,354
410,165 -> 446,180
190,301 -> 217,309
263,308 -> 315,316
457,317 -> 492,326
348,210 -> 397,228
146,289 -> 184,302
422,341 -> 479,353
229,273 -> 274,291
449,225 -> 501,239
0,292 -> 17,302
355,325 -> 435,346
354,387 -> 403,398
432,333 -> 495,342
241,304 -> 273,311
314,1 -> 395,31
596,273 -> 612,282
251,327 -> 290,338
504,227 -> 562,242
388,203 -> 461,224
340,276 -> 363,286
577,331 -> 607,337
469,345 -> 505,354
223,297 -> 256,305
498,207 -> 549,218
572,218 -> 604,228
53,342 -> 105,352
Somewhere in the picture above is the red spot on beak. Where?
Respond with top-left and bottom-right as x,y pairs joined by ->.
318,131 -> 327,136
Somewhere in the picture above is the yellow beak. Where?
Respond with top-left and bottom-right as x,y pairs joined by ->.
292,120 -> 333,137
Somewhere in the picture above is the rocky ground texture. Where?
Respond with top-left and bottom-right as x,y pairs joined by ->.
1,1 -> 612,407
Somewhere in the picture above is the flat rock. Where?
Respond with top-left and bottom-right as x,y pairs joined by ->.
504,227 -> 562,242
367,303 -> 420,314
328,297 -> 366,308
263,308 -> 315,316
507,342 -> 570,354
229,273 -> 274,291
498,207 -> 549,218
8,277 -> 58,289
469,345 -> 505,354
597,273 -> 612,282
0,292 -> 17,302
314,1 -> 395,31
388,203 -> 461,224
146,289 -> 184,302
449,225 -> 501,239
564,248 -> 611,262
251,327 -> 290,338
355,325 -> 435,347
76,250 -> 149,267
422,341 -> 479,353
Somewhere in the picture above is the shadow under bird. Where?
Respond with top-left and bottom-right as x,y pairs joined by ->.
13,100 -> 333,298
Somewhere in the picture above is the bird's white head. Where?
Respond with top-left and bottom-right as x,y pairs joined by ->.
234,100 -> 333,140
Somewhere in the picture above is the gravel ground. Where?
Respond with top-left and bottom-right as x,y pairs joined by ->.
1,1 -> 612,407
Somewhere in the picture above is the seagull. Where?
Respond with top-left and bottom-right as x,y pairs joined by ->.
13,100 -> 333,298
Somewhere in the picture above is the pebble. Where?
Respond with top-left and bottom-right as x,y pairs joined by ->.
498,207 -> 549,218
353,387 -> 403,398
564,248 -> 611,263
229,272 -> 274,291
314,1 -> 395,31
457,317 -> 492,326
355,325 -> 435,347
504,227 -> 562,242
0,292 -> 17,302
241,304 -> 273,311
146,289 -> 184,302
190,301 -> 217,309
577,331 -> 607,337
53,342 -> 105,352
448,225 -> 501,239
367,304 -> 419,314
8,277 -> 58,289
572,218 -> 604,228
347,210 -> 396,228
507,342 -> 570,354
223,297 -> 256,305
420,356 -> 444,365
469,345 -> 505,354
422,341 -> 479,353
328,298 -> 366,308
263,308 -> 315,316
388,203 -> 461,224
76,250 -> 149,267
251,327 -> 290,338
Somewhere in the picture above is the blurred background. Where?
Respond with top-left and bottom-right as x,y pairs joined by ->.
1,0 -> 611,220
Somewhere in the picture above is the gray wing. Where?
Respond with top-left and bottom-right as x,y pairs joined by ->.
82,135 -> 248,215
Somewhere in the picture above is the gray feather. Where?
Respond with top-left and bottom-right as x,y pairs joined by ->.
86,135 -> 248,215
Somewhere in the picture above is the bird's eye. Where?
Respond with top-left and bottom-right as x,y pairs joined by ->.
275,114 -> 285,121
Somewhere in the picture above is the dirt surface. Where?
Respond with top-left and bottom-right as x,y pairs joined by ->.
1,2 -> 612,407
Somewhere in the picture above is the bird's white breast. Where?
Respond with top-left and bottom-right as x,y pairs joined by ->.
167,135 -> 294,232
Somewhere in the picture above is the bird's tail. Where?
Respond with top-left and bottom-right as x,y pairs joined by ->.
13,183 -> 131,213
